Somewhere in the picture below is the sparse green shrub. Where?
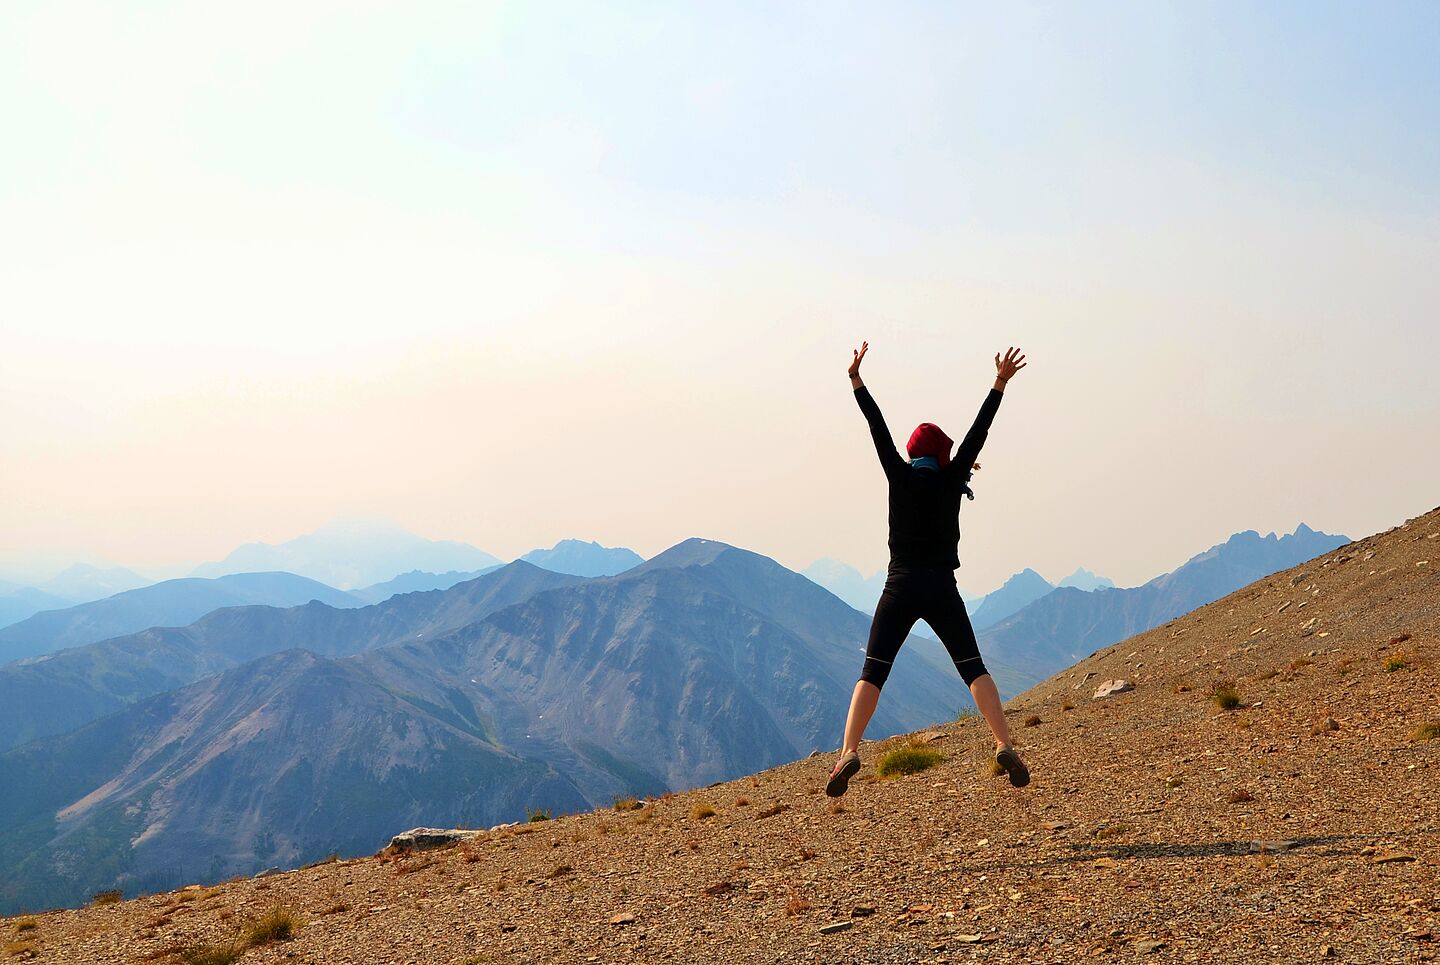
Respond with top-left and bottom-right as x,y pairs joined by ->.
689,802 -> 717,820
242,905 -> 298,947
876,743 -> 943,778
1410,722 -> 1440,742
1383,653 -> 1408,673
526,808 -> 551,823
180,942 -> 243,965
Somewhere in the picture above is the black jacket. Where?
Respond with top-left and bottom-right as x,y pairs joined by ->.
854,385 -> 1003,570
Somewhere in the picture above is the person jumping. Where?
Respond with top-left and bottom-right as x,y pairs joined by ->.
826,341 -> 1031,797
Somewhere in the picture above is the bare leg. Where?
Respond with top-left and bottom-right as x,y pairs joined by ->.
841,680 -> 880,755
968,673 -> 1012,750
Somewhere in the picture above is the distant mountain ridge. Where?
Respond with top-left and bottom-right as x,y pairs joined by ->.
190,518 -> 502,589
0,563 -> 585,753
0,572 -> 363,665
980,524 -> 1348,686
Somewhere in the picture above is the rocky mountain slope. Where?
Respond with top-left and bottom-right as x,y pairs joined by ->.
0,572 -> 363,664
0,541 -> 992,915
7,507 -> 1432,963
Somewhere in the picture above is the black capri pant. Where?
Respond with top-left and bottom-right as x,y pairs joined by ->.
859,565 -> 990,689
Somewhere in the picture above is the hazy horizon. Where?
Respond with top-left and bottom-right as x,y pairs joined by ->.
4,2 -> 1437,594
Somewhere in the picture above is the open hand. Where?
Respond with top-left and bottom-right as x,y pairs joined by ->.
848,341 -> 869,378
995,347 -> 1027,382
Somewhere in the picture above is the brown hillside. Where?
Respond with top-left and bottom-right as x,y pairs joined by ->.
6,508 -> 1438,964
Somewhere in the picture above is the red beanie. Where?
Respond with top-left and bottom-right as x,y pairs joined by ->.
906,423 -> 953,466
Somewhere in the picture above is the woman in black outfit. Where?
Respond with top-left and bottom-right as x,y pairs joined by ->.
826,341 -> 1031,797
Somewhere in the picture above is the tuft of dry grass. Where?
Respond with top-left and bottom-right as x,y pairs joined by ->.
689,802 -> 717,821
242,905 -> 299,947
1410,722 -> 1440,742
1093,821 -> 1132,840
4,942 -> 38,960
784,897 -> 811,916
828,799 -> 845,815
1060,700 -> 1075,711
1227,788 -> 1255,805
876,743 -> 943,778
12,920 -> 36,934
1391,633 -> 1411,646
734,796 -> 749,807
548,864 -> 573,878
1173,681 -> 1193,693
1288,657 -> 1314,671
89,889 -> 122,907
1210,680 -> 1243,711
1383,653 -> 1409,672
612,796 -> 642,812
179,942 -> 244,965
300,852 -> 339,870
317,902 -> 349,916
1023,715 -> 1041,728
755,803 -> 788,819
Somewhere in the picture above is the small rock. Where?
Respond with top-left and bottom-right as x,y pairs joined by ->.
808,750 -> 822,758
851,906 -> 876,917
955,934 -> 985,944
1135,939 -> 1166,953
1041,821 -> 1068,831
1092,857 -> 1119,869
1372,851 -> 1417,864
389,827 -> 484,851
1300,618 -> 1319,637
1277,601 -> 1292,613
1093,679 -> 1135,699
1290,571 -> 1309,585
820,921 -> 853,935
917,730 -> 946,743
610,912 -> 637,926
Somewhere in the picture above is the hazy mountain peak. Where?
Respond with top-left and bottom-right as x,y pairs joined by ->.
519,539 -> 645,578
1057,567 -> 1116,592
190,522 -> 502,589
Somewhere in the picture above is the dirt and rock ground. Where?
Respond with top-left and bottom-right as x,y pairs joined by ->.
5,508 -> 1438,964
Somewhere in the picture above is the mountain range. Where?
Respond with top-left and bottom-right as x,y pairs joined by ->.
979,523 -> 1348,684
0,572 -> 364,665
0,539 -> 989,913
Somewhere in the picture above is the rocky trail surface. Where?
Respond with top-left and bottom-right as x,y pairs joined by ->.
5,508 -> 1438,964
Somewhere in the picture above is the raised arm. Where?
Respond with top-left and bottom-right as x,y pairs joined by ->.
848,341 -> 905,477
950,346 -> 1026,471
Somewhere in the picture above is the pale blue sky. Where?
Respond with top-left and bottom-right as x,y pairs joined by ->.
2,2 -> 1437,591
